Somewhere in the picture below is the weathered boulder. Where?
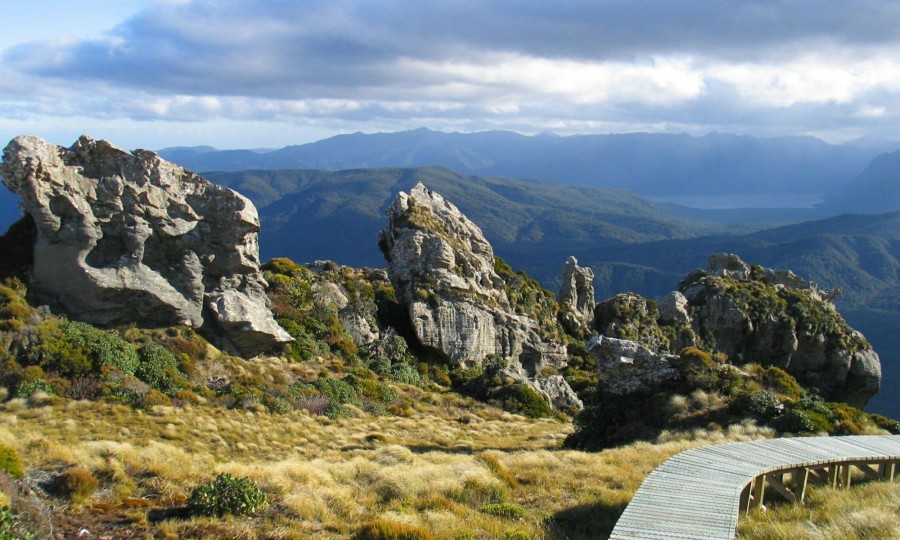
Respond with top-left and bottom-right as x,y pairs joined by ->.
658,291 -> 689,326
379,183 -> 576,409
0,135 -> 292,357
307,261 -> 386,348
587,335 -> 682,395
559,256 -> 595,334
594,292 -> 671,352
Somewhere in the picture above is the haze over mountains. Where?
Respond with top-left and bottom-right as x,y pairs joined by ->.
160,129 -> 890,198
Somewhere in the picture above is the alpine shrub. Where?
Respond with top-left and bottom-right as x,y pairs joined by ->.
188,473 -> 267,516
136,343 -> 183,395
0,445 -> 24,479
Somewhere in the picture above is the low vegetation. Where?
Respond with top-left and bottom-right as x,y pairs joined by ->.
0,253 -> 896,538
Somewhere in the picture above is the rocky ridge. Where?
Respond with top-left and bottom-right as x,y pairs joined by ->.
378,182 -> 581,409
0,135 -> 292,357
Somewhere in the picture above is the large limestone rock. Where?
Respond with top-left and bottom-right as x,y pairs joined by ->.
379,183 -> 579,409
0,135 -> 292,357
559,256 -> 595,334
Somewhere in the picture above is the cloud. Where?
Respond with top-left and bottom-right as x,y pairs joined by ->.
3,0 -> 900,146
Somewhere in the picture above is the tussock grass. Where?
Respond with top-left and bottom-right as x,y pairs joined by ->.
0,383 -> 890,539
737,480 -> 900,539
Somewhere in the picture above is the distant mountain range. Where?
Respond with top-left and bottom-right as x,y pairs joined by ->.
823,150 -> 900,214
161,129 -> 886,197
203,166 -> 727,268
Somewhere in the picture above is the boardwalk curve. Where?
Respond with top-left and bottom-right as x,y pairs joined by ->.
610,434 -> 900,540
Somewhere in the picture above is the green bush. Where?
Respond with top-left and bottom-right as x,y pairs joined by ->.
30,320 -> 93,375
55,321 -> 139,376
773,409 -> 821,433
15,378 -> 55,399
263,393 -> 294,414
355,378 -> 397,404
188,473 -> 267,516
261,257 -> 305,277
136,343 -> 183,395
491,383 -> 552,419
313,377 -> 360,406
324,402 -> 352,419
0,445 -> 24,479
729,390 -> 784,419
762,367 -> 803,401
870,414 -> 900,434
481,502 -> 525,519
390,363 -> 421,386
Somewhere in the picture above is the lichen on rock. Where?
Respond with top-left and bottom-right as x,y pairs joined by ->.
0,135 -> 292,358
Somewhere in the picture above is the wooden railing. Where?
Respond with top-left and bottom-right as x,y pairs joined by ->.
609,435 -> 900,539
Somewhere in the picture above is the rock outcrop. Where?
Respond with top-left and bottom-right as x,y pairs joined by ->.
587,335 -> 682,395
593,253 -> 880,407
559,256 -> 595,334
0,135 -> 292,357
379,183 -> 580,409
679,254 -> 879,408
307,260 -> 386,348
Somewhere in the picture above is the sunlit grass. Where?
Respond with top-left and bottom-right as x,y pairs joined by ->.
0,385 -> 892,539
737,480 -> 900,540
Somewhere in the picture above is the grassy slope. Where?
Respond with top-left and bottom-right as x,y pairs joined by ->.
1,382 -> 777,539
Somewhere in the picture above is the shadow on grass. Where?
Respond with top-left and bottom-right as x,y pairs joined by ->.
544,499 -> 628,540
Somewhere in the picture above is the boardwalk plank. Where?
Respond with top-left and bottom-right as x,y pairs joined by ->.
609,435 -> 900,540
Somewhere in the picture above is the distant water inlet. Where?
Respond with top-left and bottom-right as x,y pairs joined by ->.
650,192 -> 824,210
610,435 -> 900,539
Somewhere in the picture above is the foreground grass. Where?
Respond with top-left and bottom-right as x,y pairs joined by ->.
737,480 -> 900,540
0,387 -> 778,539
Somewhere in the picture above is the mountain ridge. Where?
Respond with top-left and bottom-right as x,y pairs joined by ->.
160,128 -> 881,197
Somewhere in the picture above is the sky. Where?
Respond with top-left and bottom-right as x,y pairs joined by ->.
2,0 -> 900,150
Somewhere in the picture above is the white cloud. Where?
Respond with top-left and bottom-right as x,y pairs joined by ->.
5,1 -> 900,147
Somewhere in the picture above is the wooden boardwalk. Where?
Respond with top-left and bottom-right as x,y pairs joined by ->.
609,435 -> 900,539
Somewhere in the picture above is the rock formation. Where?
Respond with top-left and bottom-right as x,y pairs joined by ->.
559,256 -> 595,334
594,293 -> 671,352
379,182 -> 580,409
679,254 -> 879,408
587,335 -> 683,395
593,253 -> 881,408
307,260 -> 386,348
0,135 -> 292,357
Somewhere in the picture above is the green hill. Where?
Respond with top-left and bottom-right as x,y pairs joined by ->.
205,166 -> 725,268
